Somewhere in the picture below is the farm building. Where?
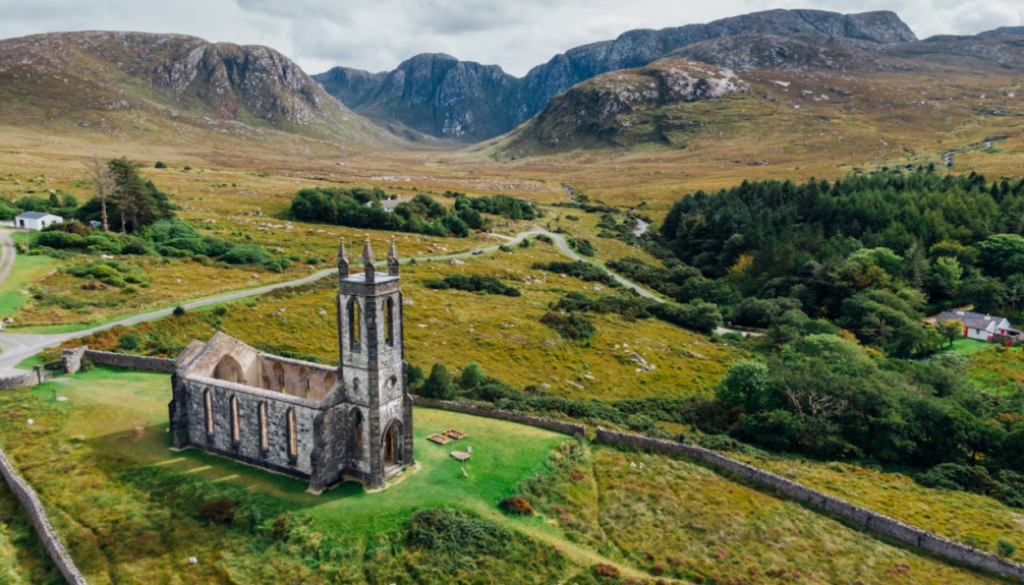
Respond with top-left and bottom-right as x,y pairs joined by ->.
936,310 -> 1018,343
14,211 -> 63,231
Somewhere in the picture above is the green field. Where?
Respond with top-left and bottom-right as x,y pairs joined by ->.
0,253 -> 61,318
0,366 -> 581,582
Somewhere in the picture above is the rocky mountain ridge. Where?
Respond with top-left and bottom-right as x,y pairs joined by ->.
315,9 -> 917,141
0,31 -> 387,145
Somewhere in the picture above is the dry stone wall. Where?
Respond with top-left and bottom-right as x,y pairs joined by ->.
84,349 -> 176,373
0,366 -> 51,390
594,427 -> 1024,581
411,396 -> 586,437
0,447 -> 87,584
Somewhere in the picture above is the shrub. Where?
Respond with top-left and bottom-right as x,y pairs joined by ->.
424,274 -> 520,296
212,305 -> 228,317
593,563 -> 621,579
536,235 -> 553,245
220,244 -> 269,265
173,305 -> 186,317
154,161 -> 167,169
421,363 -> 455,400
117,331 -> 142,352
405,508 -> 512,555
197,498 -> 237,525
998,539 -> 1017,558
461,362 -> 487,389
540,311 -> 597,342
499,496 -> 534,516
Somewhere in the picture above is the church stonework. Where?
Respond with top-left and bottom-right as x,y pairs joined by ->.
168,238 -> 414,492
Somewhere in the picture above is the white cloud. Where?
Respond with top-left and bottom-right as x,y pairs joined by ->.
0,0 -> 1021,76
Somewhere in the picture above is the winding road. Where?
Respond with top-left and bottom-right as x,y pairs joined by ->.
0,225 -> 739,376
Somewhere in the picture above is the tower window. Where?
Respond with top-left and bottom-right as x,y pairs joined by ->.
348,298 -> 361,348
384,297 -> 395,346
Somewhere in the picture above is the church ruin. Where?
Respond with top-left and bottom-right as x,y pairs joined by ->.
168,238 -> 414,492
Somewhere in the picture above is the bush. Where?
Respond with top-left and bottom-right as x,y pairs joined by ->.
424,274 -> 520,297
593,563 -> 621,579
499,496 -> 534,516
197,499 -> 236,524
212,305 -> 228,317
998,539 -> 1017,558
406,508 -> 514,557
421,363 -> 455,400
173,305 -> 186,317
117,331 -> 142,352
540,311 -> 597,342
220,244 -> 269,265
154,161 -> 167,169
461,362 -> 487,389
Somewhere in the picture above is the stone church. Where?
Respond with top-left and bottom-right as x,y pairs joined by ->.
168,238 -> 414,492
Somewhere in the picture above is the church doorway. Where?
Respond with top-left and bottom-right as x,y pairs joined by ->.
383,421 -> 401,465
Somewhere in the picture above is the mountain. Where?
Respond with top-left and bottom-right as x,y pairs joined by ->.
314,9 -> 916,141
0,31 -> 388,146
496,28 -> 1024,157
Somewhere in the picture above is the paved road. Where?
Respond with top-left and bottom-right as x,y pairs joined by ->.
0,225 -> 744,375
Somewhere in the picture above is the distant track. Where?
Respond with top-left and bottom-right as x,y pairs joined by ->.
0,225 -> 743,376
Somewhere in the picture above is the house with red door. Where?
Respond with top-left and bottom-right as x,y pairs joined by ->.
936,310 -> 1018,343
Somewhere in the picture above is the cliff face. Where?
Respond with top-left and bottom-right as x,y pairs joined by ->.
0,31 -> 386,144
314,9 -> 917,141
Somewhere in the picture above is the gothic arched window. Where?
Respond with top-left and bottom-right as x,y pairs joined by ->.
348,298 -> 361,349
384,297 -> 395,346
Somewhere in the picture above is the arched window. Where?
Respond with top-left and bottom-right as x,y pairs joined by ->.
258,401 -> 269,450
230,395 -> 240,442
384,297 -> 395,346
273,362 -> 285,391
204,389 -> 214,435
214,355 -> 245,384
287,408 -> 298,459
324,372 -> 337,389
298,366 -> 310,399
348,298 -> 361,348
351,408 -> 364,460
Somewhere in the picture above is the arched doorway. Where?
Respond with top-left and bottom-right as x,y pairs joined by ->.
382,420 -> 402,466
214,355 -> 245,385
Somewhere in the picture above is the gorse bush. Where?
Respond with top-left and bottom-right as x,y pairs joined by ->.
540,311 -> 597,342
498,496 -> 534,516
424,274 -> 521,296
532,261 -> 620,286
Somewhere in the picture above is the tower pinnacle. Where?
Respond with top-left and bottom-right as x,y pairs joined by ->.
362,235 -> 375,283
387,236 -> 399,276
337,238 -> 349,279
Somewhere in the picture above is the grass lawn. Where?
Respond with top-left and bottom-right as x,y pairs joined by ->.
939,337 -> 993,356
0,254 -> 61,318
0,366 -> 572,582
967,345 -> 1024,394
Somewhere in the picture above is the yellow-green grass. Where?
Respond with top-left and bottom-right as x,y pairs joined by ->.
940,337 -> 995,356
0,366 -> 572,582
968,346 -> 1024,394
728,453 -> 1024,561
0,484 -> 59,584
523,442 -> 1003,584
68,244 -> 741,401
0,253 -> 61,317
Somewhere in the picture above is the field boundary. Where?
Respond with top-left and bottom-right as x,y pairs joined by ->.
594,427 -> 1024,581
411,395 -> 586,437
62,347 -> 176,374
0,446 -> 88,584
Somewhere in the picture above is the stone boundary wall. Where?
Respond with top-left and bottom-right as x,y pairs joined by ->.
411,396 -> 586,437
83,349 -> 176,373
0,366 -> 51,391
595,427 -> 1024,581
0,447 -> 88,584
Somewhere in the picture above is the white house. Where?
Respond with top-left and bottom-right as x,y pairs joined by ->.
14,211 -> 63,231
936,310 -> 1016,342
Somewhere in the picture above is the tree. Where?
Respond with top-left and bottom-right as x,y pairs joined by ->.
460,362 -> 487,389
87,154 -> 114,231
103,157 -> 174,234
421,364 -> 455,400
717,360 -> 772,412
927,256 -> 962,300
937,319 -> 964,347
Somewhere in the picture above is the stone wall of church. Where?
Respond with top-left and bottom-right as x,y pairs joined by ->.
172,375 -> 321,480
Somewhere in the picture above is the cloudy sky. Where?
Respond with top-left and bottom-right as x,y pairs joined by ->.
1,0 -> 1020,76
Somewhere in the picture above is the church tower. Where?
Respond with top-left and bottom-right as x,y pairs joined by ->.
335,237 -> 413,487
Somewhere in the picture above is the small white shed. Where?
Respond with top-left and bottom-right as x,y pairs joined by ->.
14,212 -> 63,231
